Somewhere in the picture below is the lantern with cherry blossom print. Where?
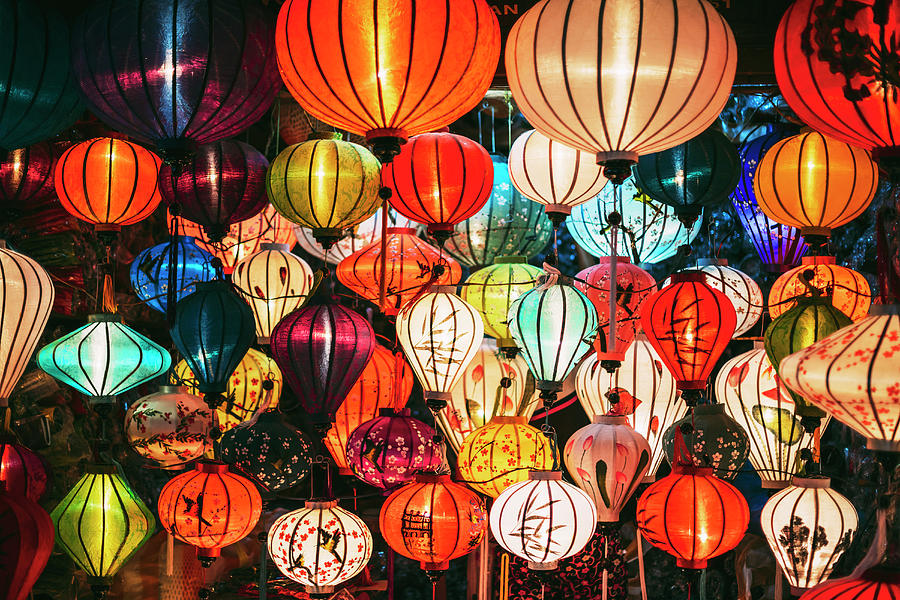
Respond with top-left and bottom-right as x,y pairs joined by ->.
769,256 -> 870,323
124,386 -> 212,469
670,259 -> 763,338
662,403 -> 750,481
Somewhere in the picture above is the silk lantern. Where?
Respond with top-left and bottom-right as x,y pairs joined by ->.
129,236 -> 216,313
761,477 -> 857,593
769,256 -> 870,323
295,208 -> 416,266
798,569 -> 900,599
663,403 -> 751,480
124,386 -> 212,469
564,416 -> 651,523
0,486 -> 54,600
0,141 -> 65,206
677,259 -> 764,338
0,440 -> 48,501
233,243 -> 314,344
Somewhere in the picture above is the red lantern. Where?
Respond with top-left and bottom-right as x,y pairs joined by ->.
0,486 -> 54,600
1,141 -> 65,207
0,440 -> 48,502
798,569 -> 900,599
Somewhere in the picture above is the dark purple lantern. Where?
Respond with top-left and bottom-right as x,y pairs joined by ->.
1,141 -> 66,209
70,0 -> 281,163
159,140 -> 269,242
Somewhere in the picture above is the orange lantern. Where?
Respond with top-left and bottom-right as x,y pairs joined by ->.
769,256 -> 870,323
54,138 -> 162,231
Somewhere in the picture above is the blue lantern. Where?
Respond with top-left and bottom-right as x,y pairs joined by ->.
130,236 -> 216,313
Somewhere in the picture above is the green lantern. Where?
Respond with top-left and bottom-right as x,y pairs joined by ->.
37,314 -> 171,405
663,403 -> 750,480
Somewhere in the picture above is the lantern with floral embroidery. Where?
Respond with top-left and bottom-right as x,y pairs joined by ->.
663,403 -> 750,480
124,386 -> 212,469
769,256 -> 870,323
129,236 -> 216,314
0,440 -> 48,501
671,259 -> 764,338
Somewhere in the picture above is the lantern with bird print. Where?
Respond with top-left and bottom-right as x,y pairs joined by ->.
129,236 -> 216,314
124,386 -> 212,469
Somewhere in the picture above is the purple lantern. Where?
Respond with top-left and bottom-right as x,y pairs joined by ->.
732,125 -> 807,272
345,408 -> 442,490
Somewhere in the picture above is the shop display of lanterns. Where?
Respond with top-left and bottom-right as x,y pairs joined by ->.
129,236 -> 216,314
769,256 -> 870,323
124,386 -> 212,469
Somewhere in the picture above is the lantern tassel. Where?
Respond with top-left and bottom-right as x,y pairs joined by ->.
637,530 -> 647,600
499,552 -> 509,600
166,532 -> 174,577
101,274 -> 116,313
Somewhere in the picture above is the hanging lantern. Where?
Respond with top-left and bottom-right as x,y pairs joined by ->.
670,259 -> 764,338
159,141 -> 269,242
52,466 -> 155,593
662,403 -> 751,481
295,208 -> 417,266
233,244 -> 314,344
0,486 -> 54,600
324,344 -> 414,475
124,386 -> 212,469
797,569 -> 900,599
158,461 -> 262,564
780,305 -> 900,452
129,236 -> 216,314
54,138 -> 163,232
769,256 -> 870,323
1,141 -> 65,207
380,473 -> 488,579
508,130 -> 608,227
38,314 -> 171,405
717,345 -> 825,488
267,500 -> 373,595
346,408 -> 442,490
564,416 -> 651,523
443,155 -> 553,268
456,416 -> 554,498
0,440 -> 48,502
761,477 -> 858,593
490,471 -> 597,570
336,228 -> 462,315
275,0 -> 499,162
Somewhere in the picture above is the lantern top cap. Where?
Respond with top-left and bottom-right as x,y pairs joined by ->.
490,415 -> 527,425
305,499 -> 339,509
0,240 -> 6,249
196,461 -> 229,474
86,464 -> 118,475
87,313 -> 123,324
528,470 -> 562,481
386,227 -> 418,235
692,403 -> 725,415
800,256 -> 836,266
790,476 -> 831,489
591,415 -> 629,425
598,256 -> 631,264
869,304 -> 900,316
415,472 -> 451,484
494,255 -> 527,264
430,285 -> 458,295
670,272 -> 707,284
696,258 -> 727,267
673,464 -> 715,477
260,243 -> 291,252
378,407 -> 411,417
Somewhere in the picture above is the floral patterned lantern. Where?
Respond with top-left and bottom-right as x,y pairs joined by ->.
124,386 -> 212,469
769,256 -> 870,323
129,236 -> 216,314
663,403 -> 751,480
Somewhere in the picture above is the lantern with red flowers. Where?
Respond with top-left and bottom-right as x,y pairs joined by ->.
769,256 -> 870,323
0,485 -> 54,600
0,440 -> 48,502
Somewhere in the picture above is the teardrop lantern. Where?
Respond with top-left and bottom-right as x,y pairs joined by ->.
769,256 -> 870,323
0,485 -> 54,600
0,440 -> 48,501
674,259 -> 764,338
124,386 -> 212,469
129,236 -> 216,314
662,403 -> 751,481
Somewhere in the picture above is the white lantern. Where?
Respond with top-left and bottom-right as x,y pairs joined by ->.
490,471 -> 597,570
268,500 -> 373,596
668,259 -> 763,337
760,477 -> 857,593
293,208 -> 417,265
124,385 -> 212,468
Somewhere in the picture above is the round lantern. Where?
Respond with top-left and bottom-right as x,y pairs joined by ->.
267,500 -> 373,595
754,132 -> 878,242
220,411 -> 313,493
456,416 -> 554,498
761,477 -> 858,593
380,473 -> 488,576
159,141 -> 269,242
461,257 -> 544,354
780,305 -> 900,452
336,228 -> 462,315
233,243 -> 314,343
266,137 -> 382,248
124,386 -> 212,469
506,0 -> 736,182
1,141 -> 65,207
54,138 -> 163,231
672,259 -> 764,337
0,486 -> 54,600
663,403 -> 751,480
0,439 -> 48,501
158,461 -> 262,563
71,0 -> 280,161
0,242 -> 54,404
797,569 -> 900,599
508,130 -> 608,226
382,132 -> 494,242
769,256 -> 870,323
275,0 -> 499,162
490,471 -> 597,570
564,416 -> 651,523
295,208 -> 417,265
575,336 -> 683,481
129,236 -> 216,314
38,314 -> 171,405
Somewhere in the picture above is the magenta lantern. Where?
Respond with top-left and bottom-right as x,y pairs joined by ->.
0,440 -> 48,502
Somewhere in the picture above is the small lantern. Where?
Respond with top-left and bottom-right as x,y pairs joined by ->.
769,256 -> 870,323
129,236 -> 216,313
0,486 -> 54,600
672,259 -> 763,338
124,386 -> 212,469
663,403 -> 751,480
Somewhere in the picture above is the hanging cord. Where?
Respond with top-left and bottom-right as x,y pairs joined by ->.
166,209 -> 181,328
377,187 -> 392,310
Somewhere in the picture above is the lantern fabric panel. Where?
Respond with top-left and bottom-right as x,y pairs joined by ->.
124,386 -> 213,469
0,441 -> 48,502
0,488 -> 54,600
129,236 -> 217,314
0,141 -> 65,206
797,569 -> 900,599
662,403 -> 750,480
769,257 -> 870,323
684,260 -> 764,338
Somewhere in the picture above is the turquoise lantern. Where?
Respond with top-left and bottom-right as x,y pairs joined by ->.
129,235 -> 216,313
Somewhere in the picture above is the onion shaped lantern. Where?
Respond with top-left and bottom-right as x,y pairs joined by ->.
0,440 -> 48,502
671,259 -> 763,338
662,403 -> 751,480
0,486 -> 54,600
129,236 -> 216,314
1,141 -> 66,207
490,471 -> 597,571
295,208 -> 417,266
761,477 -> 857,593
797,569 -> 900,599
770,256 -> 870,323
124,386 -> 212,469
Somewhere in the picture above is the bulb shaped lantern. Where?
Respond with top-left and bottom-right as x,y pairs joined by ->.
129,236 -> 216,313
769,256 -> 870,323
663,403 -> 751,480
295,207 -> 417,266
1,141 -> 65,207
0,440 -> 49,501
672,259 -> 763,338
125,386 -> 212,469
796,569 -> 900,599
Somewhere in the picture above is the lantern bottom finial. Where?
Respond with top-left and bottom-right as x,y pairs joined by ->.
312,228 -> 344,250
544,204 -> 571,229
367,129 -> 407,164
306,585 -> 335,598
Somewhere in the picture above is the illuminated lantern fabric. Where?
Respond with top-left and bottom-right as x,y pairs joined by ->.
159,141 -> 269,242
461,257 -> 544,353
673,259 -> 764,338
380,473 -> 487,574
37,314 -> 171,405
275,0 -> 500,160
1,141 -> 65,206
0,242 -> 54,403
346,408 -> 441,489
382,132 -> 494,240
0,487 -> 53,600
71,0 -> 280,160
54,138 -> 162,231
769,256 -> 870,323
233,243 -> 314,344
564,416 -> 651,523
490,471 -> 597,570
266,138 -> 382,248
753,132 -> 878,239
336,228 -> 462,315
761,477 -> 857,593
456,416 -> 553,498
575,257 -> 656,360
267,500 -> 373,595
158,461 -> 261,561
575,336 -> 683,481
0,440 -> 48,502
663,403 -> 750,480
124,386 -> 212,469
717,345 -> 824,488
324,344 -> 413,474
797,569 -> 900,599
295,208 -> 417,266
129,236 -> 216,314
780,305 -> 900,452
508,129 -> 608,226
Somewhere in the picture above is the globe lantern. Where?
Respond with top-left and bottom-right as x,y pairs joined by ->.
671,259 -> 764,338
1,141 -> 65,207
295,208 -> 417,266
490,471 -> 597,570
663,403 -> 751,480
129,236 -> 216,314
275,0 -> 500,162
798,569 -> 900,599
233,244 -> 314,344
267,501 -> 373,595
457,416 -> 554,498
564,416 -> 651,523
0,486 -> 54,600
124,386 -> 212,469
0,440 -> 48,501
761,477 -> 858,593
769,256 -> 870,323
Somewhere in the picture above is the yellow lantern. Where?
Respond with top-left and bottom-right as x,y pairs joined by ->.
769,256 -> 870,323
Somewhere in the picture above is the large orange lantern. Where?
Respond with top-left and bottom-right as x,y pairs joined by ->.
769,256 -> 870,323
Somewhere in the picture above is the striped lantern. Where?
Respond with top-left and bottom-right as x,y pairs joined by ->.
769,256 -> 870,323
129,235 -> 216,314
671,259 -> 763,338
0,440 -> 48,501
796,569 -> 900,599
295,208 -> 416,266
0,486 -> 54,600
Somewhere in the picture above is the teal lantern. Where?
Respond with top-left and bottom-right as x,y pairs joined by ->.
129,235 -> 216,313
37,314 -> 171,405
